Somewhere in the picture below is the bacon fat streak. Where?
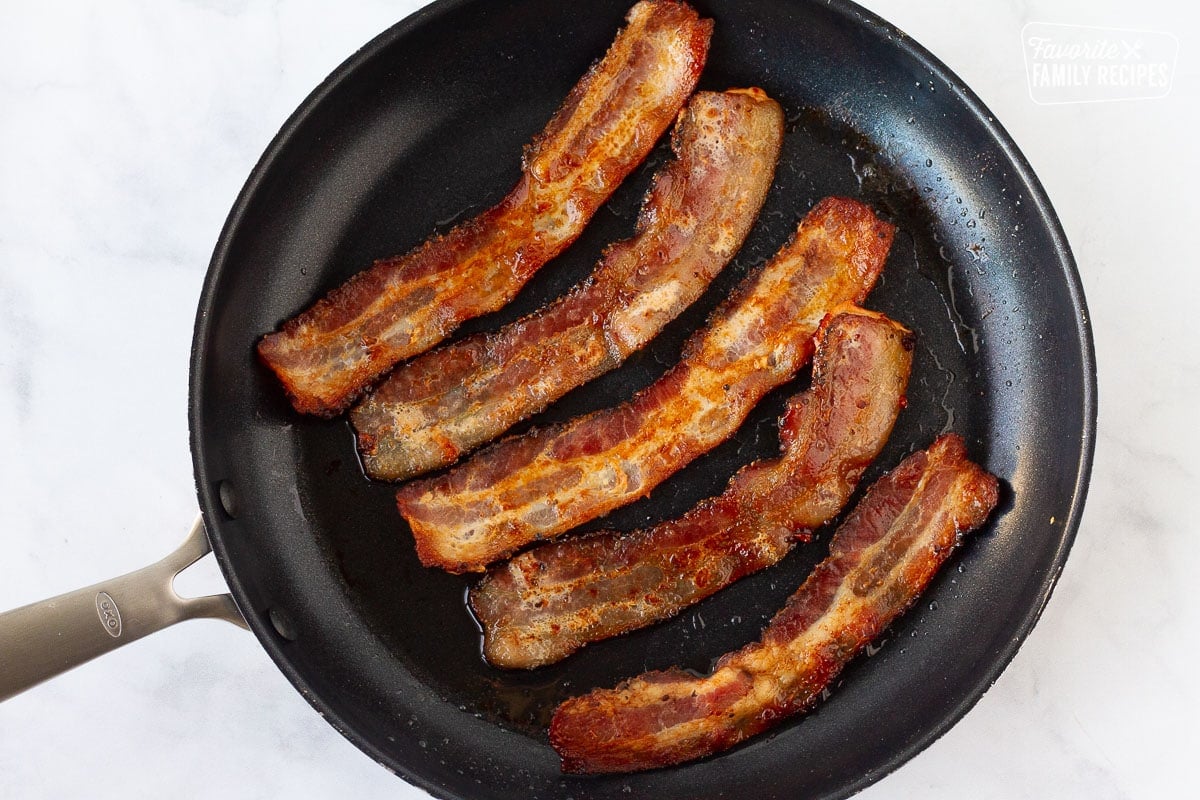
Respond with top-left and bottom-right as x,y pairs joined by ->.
549,434 -> 999,774
351,89 -> 784,480
396,197 -> 895,573
257,0 -> 712,415
470,306 -> 914,668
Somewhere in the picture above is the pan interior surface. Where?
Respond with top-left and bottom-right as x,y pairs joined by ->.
190,1 -> 1094,798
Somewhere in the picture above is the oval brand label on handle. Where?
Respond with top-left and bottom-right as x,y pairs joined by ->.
95,592 -> 122,638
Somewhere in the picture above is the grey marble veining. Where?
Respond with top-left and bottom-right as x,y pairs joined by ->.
1,0 -> 1195,797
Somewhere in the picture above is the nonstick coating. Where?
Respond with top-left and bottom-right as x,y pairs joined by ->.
189,1 -> 1096,798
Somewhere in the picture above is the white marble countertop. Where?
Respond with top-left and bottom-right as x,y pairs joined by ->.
1,1 -> 1194,797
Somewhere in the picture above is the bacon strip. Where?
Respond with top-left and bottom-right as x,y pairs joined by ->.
548,434 -> 999,774
396,197 -> 895,573
470,307 -> 913,668
351,89 -> 784,480
257,0 -> 712,416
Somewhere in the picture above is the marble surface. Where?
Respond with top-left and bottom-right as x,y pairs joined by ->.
0,0 -> 1195,797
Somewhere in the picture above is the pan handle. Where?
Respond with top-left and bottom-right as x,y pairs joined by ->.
0,516 -> 247,703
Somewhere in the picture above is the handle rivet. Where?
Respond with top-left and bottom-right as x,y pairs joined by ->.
268,608 -> 297,642
217,481 -> 238,519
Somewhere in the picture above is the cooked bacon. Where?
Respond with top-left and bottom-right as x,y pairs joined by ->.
256,0 -> 712,416
470,307 -> 913,668
396,197 -> 895,573
351,89 -> 785,481
548,434 -> 999,774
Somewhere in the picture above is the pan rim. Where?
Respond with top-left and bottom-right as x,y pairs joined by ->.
188,0 -> 1098,797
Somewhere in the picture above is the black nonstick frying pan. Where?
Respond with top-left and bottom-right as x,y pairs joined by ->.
0,1 -> 1095,798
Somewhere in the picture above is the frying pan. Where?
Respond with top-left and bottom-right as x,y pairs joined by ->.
0,0 -> 1096,797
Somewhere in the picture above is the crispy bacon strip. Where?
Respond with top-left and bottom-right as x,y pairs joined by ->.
257,0 -> 712,416
470,307 -> 913,668
549,434 -> 999,774
396,197 -> 895,573
351,89 -> 785,480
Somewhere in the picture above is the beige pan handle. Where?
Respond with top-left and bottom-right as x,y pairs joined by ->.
0,517 -> 247,702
